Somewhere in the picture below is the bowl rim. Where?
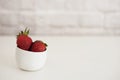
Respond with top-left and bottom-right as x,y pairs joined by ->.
16,47 -> 47,54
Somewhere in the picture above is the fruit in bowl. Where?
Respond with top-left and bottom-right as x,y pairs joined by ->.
30,40 -> 47,52
16,28 -> 48,71
17,28 -> 47,52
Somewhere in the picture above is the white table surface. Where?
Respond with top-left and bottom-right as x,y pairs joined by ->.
0,36 -> 120,80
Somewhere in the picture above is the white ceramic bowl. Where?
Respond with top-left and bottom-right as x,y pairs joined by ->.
16,47 -> 47,71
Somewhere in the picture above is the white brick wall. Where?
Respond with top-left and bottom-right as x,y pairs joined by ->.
85,0 -> 120,11
0,0 -> 120,35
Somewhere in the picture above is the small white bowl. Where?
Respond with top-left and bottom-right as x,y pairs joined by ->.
16,47 -> 47,71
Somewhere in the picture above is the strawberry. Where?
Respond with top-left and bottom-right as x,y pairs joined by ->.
30,40 -> 47,52
17,28 -> 32,50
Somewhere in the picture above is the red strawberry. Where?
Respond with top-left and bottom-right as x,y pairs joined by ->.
17,28 -> 32,50
30,40 -> 47,52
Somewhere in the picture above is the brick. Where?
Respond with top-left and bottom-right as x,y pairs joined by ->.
0,0 -> 20,10
36,13 -> 79,27
35,0 -> 48,10
35,0 -> 85,11
20,0 -> 35,10
104,27 -> 120,35
78,12 -> 104,27
63,27 -> 106,35
18,12 -> 36,27
33,27 -> 106,35
105,13 -> 120,27
85,0 -> 120,11
64,0 -> 85,11
0,25 -> 18,35
44,0 -> 65,10
0,12 -> 18,25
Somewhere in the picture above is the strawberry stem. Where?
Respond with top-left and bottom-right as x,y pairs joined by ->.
17,27 -> 30,38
